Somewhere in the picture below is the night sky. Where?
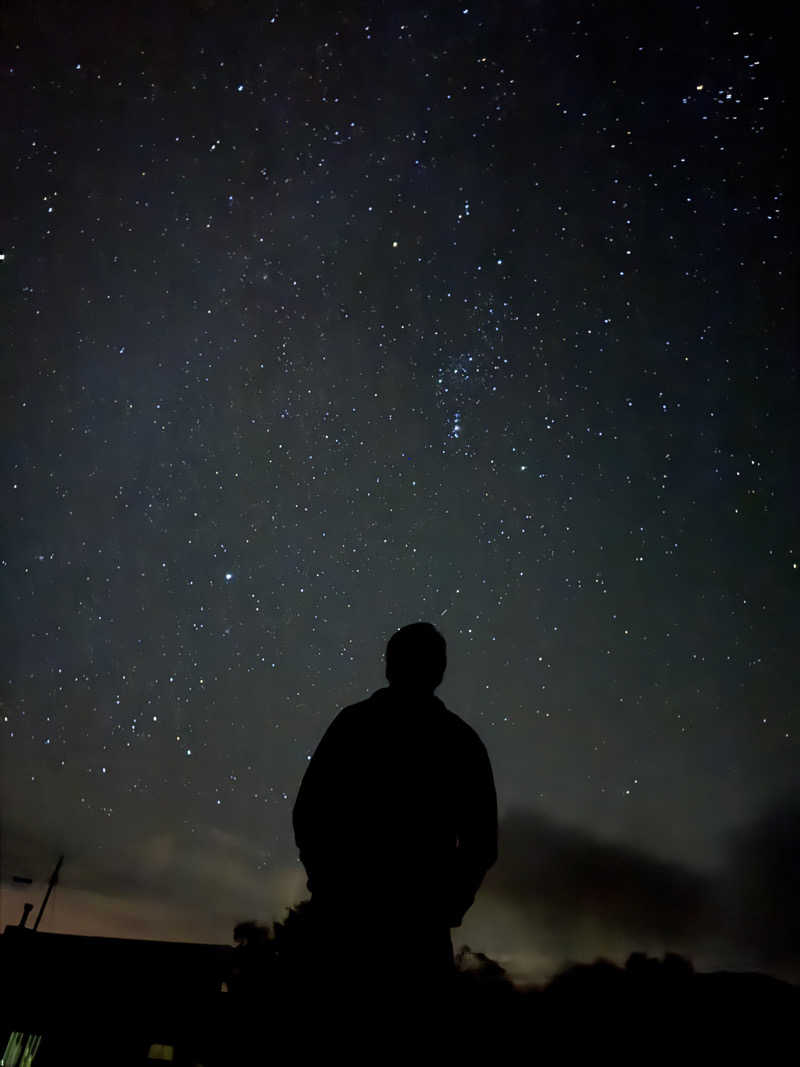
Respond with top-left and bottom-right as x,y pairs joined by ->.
2,1 -> 797,988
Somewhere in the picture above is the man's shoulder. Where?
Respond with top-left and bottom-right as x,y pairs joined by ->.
335,692 -> 376,721
442,706 -> 488,752
323,693 -> 376,732
329,688 -> 488,751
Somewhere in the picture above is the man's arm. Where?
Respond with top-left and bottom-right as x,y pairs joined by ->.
449,730 -> 498,926
292,710 -> 350,884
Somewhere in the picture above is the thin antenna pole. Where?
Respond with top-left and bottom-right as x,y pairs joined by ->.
32,855 -> 63,932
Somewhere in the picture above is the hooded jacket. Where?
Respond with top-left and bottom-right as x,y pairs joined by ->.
292,685 -> 498,927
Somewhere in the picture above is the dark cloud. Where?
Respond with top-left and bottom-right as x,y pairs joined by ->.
717,791 -> 800,980
484,798 -> 800,985
488,808 -> 714,952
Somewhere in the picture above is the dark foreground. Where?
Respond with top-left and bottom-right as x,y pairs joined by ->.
2,923 -> 796,1063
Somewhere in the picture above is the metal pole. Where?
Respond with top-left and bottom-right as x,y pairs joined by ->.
32,855 -> 63,932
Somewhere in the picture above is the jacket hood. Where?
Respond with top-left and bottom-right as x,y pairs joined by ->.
368,685 -> 447,714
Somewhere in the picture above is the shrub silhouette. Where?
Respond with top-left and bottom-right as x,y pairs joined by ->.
229,898 -> 515,1006
224,905 -> 795,1057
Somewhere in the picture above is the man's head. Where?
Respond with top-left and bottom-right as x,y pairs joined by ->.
385,622 -> 447,693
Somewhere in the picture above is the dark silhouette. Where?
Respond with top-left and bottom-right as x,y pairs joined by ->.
229,920 -> 275,999
291,621 -> 498,1010
535,952 -> 796,1046
3,920 -> 794,1063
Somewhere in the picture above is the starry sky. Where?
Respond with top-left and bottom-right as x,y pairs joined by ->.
1,0 -> 797,988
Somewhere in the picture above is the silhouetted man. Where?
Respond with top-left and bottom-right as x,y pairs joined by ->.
292,622 -> 498,1011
